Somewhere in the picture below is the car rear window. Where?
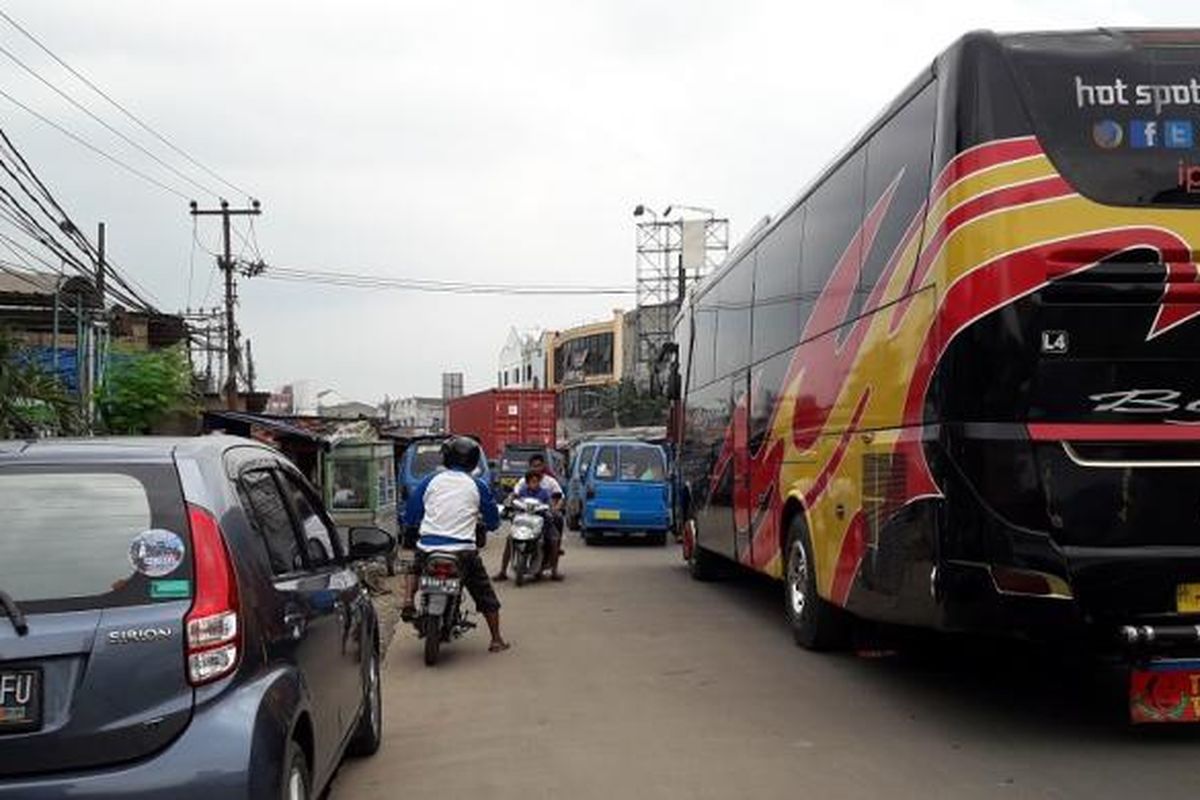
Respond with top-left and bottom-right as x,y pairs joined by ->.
619,446 -> 666,482
0,464 -> 192,612
502,448 -> 541,472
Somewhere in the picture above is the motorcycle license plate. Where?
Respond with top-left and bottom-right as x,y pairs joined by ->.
420,577 -> 460,592
1177,583 -> 1200,613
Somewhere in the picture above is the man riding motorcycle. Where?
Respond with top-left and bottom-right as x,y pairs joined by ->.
495,454 -> 564,582
402,436 -> 510,653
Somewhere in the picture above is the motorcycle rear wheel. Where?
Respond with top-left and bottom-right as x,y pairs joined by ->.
422,615 -> 442,666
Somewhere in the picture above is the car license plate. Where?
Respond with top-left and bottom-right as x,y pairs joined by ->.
595,509 -> 621,521
0,668 -> 41,733
1130,662 -> 1200,723
1177,583 -> 1200,613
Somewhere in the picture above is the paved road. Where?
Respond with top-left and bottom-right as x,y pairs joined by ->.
331,533 -> 1200,800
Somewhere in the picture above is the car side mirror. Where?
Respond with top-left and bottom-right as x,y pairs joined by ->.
348,527 -> 395,560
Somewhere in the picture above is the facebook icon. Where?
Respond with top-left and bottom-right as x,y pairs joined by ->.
1165,120 -> 1195,149
1130,120 -> 1160,148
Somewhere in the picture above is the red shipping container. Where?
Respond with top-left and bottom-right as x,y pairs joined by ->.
447,389 -> 557,459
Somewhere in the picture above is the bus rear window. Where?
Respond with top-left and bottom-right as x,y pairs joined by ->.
0,464 -> 192,612
1007,35 -> 1200,207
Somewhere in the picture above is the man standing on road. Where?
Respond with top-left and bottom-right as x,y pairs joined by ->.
402,436 -> 510,653
494,453 -> 564,582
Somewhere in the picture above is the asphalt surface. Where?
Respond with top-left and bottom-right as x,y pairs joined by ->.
331,531 -> 1200,800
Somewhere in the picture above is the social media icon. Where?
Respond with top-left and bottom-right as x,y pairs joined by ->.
1130,120 -> 1161,148
1165,120 -> 1195,149
1093,120 -> 1124,149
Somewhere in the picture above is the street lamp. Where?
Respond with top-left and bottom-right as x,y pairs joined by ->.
632,204 -> 658,222
663,204 -> 714,219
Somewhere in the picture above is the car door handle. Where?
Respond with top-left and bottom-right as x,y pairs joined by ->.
283,611 -> 307,640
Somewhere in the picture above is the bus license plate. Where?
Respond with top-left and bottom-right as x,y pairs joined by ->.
595,509 -> 621,521
1176,583 -> 1200,613
0,668 -> 41,733
1130,663 -> 1200,723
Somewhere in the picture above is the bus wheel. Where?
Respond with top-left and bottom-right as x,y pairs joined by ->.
784,517 -> 850,651
687,521 -> 721,581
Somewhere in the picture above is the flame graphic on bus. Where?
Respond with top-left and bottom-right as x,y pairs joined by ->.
704,136 -> 1200,603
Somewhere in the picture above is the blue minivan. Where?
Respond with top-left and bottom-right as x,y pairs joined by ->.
578,441 -> 672,545
397,436 -> 492,546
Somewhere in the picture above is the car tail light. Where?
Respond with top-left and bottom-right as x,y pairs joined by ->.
185,504 -> 241,685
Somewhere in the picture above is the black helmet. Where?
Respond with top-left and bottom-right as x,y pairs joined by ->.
442,436 -> 481,472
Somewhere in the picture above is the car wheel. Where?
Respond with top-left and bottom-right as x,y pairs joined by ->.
650,532 -> 668,547
282,739 -> 311,800
784,516 -> 851,651
347,632 -> 383,757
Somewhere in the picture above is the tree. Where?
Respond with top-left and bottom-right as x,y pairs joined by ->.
594,378 -> 669,428
0,328 -> 79,438
98,345 -> 198,435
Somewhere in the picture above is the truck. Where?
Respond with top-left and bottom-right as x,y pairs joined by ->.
446,388 -> 557,464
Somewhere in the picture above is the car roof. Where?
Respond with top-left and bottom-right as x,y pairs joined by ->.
0,434 -> 267,464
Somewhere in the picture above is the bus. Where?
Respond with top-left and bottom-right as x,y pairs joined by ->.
670,29 -> 1200,722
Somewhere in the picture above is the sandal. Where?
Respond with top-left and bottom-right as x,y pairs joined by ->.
550,573 -> 564,582
489,640 -> 512,653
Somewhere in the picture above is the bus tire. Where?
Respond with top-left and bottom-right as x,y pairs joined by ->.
687,522 -> 721,581
784,516 -> 850,651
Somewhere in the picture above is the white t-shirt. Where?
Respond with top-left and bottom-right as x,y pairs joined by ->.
512,474 -> 562,498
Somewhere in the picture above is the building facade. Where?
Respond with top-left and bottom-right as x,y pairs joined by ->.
497,327 -> 550,389
547,309 -> 626,439
386,395 -> 445,434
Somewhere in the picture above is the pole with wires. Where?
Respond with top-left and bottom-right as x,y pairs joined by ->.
190,199 -> 262,410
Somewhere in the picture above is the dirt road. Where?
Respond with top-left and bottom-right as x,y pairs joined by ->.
331,534 -> 1200,799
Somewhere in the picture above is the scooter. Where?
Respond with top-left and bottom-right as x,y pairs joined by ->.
412,549 -> 475,666
507,496 -> 552,587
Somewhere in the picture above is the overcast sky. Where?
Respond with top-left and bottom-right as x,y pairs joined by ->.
1,0 -> 1195,400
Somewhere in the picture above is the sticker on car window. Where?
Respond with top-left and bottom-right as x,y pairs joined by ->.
129,529 -> 186,578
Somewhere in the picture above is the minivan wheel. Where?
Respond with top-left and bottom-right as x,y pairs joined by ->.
283,740 -> 311,800
347,635 -> 383,757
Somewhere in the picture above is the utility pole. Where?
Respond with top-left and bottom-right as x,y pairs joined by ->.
96,222 -> 106,301
189,199 -> 262,410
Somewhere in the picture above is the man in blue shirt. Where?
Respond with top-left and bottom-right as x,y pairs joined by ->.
402,437 -> 509,652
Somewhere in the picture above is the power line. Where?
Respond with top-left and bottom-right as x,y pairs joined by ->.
0,86 -> 190,199
0,6 -> 253,200
262,265 -> 635,296
0,41 -> 222,199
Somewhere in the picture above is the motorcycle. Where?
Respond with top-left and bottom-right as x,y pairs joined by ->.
507,496 -> 553,587
413,549 -> 475,666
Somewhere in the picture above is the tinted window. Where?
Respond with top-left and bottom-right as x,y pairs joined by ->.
0,464 -> 190,610
555,332 -> 615,384
279,471 -> 337,566
690,299 -> 718,388
715,252 -> 753,379
801,148 -> 866,337
593,445 -> 618,481
750,350 -> 792,456
860,81 -> 936,310
409,442 -> 443,479
1008,40 -> 1200,207
752,208 -> 805,362
619,446 -> 666,482
241,470 -> 304,575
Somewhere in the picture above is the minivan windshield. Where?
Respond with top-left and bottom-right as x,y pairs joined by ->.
0,464 -> 192,611
502,447 -> 541,473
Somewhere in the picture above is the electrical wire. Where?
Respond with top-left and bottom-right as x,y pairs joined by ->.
262,265 -> 636,296
0,41 -> 222,199
0,86 -> 190,199
0,6 -> 253,200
